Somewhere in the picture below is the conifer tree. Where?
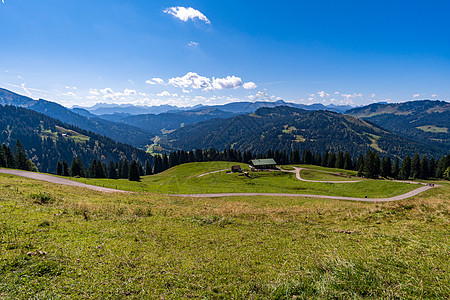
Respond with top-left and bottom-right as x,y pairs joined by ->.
381,156 -> 392,178
399,155 -> 411,180
56,161 -> 63,176
121,159 -> 129,179
108,161 -> 118,179
420,156 -> 429,179
145,159 -> 153,175
392,157 -> 400,179
343,151 -> 353,170
411,154 -> 421,179
14,140 -> 29,170
128,160 -> 140,181
62,160 -> 70,176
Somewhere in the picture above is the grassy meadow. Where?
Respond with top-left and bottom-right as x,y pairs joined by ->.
77,162 -> 418,198
0,172 -> 449,299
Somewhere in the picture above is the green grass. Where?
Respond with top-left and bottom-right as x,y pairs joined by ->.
80,162 -> 418,198
416,125 -> 448,133
300,169 -> 361,181
0,173 -> 448,298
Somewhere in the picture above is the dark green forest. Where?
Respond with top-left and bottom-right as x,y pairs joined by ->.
0,105 -> 152,173
162,106 -> 442,158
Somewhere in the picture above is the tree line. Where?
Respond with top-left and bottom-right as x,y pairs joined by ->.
56,156 -> 147,182
152,148 -> 450,180
0,140 -> 38,171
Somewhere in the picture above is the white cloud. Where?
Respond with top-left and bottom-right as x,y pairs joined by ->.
413,93 -> 420,98
431,94 -> 438,98
157,91 -> 171,97
370,93 -> 376,98
89,89 -> 100,95
212,76 -> 243,90
243,82 -> 257,90
65,86 -> 77,90
317,91 -> 330,98
248,91 -> 269,101
63,92 -> 77,97
169,72 -> 212,90
146,78 -> 165,85
164,7 -> 211,24
124,89 -> 137,96
188,41 -> 199,47
341,93 -> 363,100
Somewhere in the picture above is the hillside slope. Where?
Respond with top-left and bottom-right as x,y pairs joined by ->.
161,106 -> 442,157
99,107 -> 237,133
346,100 -> 449,151
0,105 -> 152,173
0,88 -> 155,147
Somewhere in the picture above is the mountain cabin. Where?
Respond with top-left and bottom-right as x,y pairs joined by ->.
249,159 -> 277,170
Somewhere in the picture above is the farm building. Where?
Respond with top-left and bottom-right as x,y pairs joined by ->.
231,165 -> 242,173
250,159 -> 277,170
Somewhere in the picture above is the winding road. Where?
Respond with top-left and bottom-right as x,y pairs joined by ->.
0,168 -> 129,193
0,168 -> 440,202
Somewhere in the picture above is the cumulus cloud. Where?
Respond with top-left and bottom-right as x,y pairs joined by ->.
243,82 -> 258,90
169,72 -> 212,90
212,76 -> 243,90
157,91 -> 171,97
124,89 -> 137,96
341,93 -> 363,100
431,94 -> 438,98
317,91 -> 330,98
168,72 -> 251,91
413,93 -> 421,98
188,41 -> 199,47
146,78 -> 165,85
164,7 -> 210,24
63,92 -> 77,97
96,88 -> 139,101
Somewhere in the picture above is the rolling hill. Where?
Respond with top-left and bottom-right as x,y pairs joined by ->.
0,105 -> 152,173
99,107 -> 238,133
0,88 -> 155,147
160,106 -> 442,157
346,100 -> 449,151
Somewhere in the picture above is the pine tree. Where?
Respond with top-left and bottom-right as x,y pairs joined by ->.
399,155 -> 411,180
336,151 -> 344,169
3,145 -> 15,169
429,157 -> 436,179
420,156 -> 429,179
381,156 -> 392,178
56,161 -> 63,175
14,140 -> 29,171
392,157 -> 400,179
411,154 -> 421,179
128,160 -> 140,181
0,145 -> 6,167
343,151 -> 353,170
108,161 -> 118,179
121,159 -> 129,179
145,159 -> 153,175
62,160 -> 70,176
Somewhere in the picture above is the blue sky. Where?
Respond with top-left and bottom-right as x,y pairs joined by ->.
1,0 -> 449,107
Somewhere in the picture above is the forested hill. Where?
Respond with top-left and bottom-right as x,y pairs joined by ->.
0,105 -> 152,173
346,100 -> 449,151
99,107 -> 237,134
0,88 -> 155,147
161,106 -> 443,158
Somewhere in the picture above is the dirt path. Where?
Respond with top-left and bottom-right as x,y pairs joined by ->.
283,167 -> 362,183
197,169 -> 229,177
170,184 -> 437,202
0,168 -> 130,193
1,168 -> 439,202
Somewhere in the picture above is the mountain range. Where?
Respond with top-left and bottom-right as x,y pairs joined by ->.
0,105 -> 152,173
160,106 -> 445,158
1,87 -> 448,159
0,88 -> 155,147
346,100 -> 449,152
